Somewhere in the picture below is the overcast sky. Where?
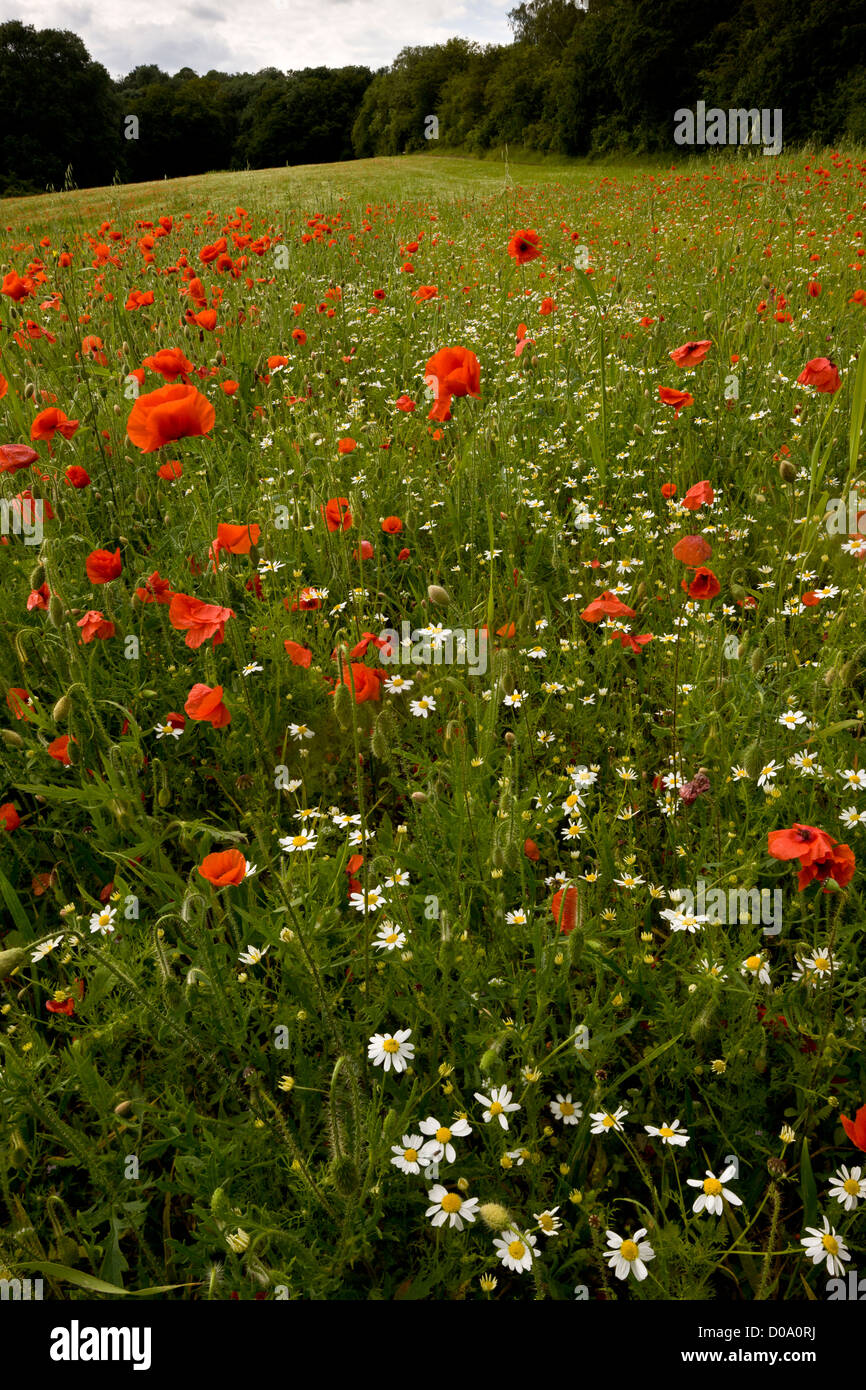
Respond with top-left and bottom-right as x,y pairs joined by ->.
2,0 -> 515,77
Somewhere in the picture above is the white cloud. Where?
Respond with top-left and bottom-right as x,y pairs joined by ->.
0,0 -> 513,77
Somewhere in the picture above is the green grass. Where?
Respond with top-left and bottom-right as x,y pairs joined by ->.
0,149 -> 865,1301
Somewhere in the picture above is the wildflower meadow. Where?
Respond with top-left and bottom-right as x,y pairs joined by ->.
1,149 -> 866,1309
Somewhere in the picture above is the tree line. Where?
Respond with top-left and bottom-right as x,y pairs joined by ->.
2,1 -> 865,196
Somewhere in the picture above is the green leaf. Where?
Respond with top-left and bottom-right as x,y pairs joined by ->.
13,1260 -> 198,1297
0,867 -> 31,936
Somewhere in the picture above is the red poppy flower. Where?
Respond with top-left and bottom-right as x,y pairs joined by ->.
425,345 -> 481,422
323,497 -> 352,531
185,683 -> 231,728
27,583 -> 50,611
78,610 -> 116,642
381,516 -> 403,534
551,884 -> 578,934
658,386 -> 694,417
30,408 -> 79,443
7,688 -> 31,720
797,844 -> 855,892
682,566 -> 720,600
284,640 -> 312,668
681,480 -> 715,511
0,444 -> 38,474
673,534 -> 712,566
767,824 -> 837,865
169,593 -> 235,649
523,838 -> 540,862
334,663 -> 385,704
660,482 -> 677,498
65,465 -> 91,488
143,348 -> 194,382
841,1103 -> 866,1152
1,270 -> 33,301
214,522 -> 260,555
669,340 -> 712,368
0,803 -> 21,832
580,591 -> 636,623
338,437 -> 357,454
47,734 -> 74,765
46,996 -> 76,1016
797,357 -> 841,393
353,540 -> 374,561
198,847 -> 246,886
508,230 -> 542,265
135,571 -> 174,604
395,395 -> 416,412
610,630 -> 653,652
157,459 -> 183,481
127,383 -> 215,453
85,548 -> 122,584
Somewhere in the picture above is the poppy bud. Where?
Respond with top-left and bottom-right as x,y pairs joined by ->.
778,459 -> 796,483
761,275 -> 771,289
371,723 -> 389,761
703,310 -> 713,323
427,584 -> 450,605
824,665 -> 838,688
29,563 -> 45,589
744,740 -> 761,779
53,693 -> 72,721
504,730 -> 515,747
480,1048 -> 500,1073
0,947 -> 28,979
840,660 -> 857,685
24,381 -> 36,400
135,486 -> 147,507
479,1203 -> 512,1232
49,595 -> 64,627
411,791 -> 427,804
1,729 -> 24,747
333,679 -> 353,731
114,1099 -> 133,1116
331,1154 -> 360,1195
750,649 -> 763,675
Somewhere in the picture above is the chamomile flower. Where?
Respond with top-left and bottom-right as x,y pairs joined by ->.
791,948 -> 838,986
502,689 -> 528,708
384,675 -> 414,694
493,1228 -> 537,1272
534,1208 -> 562,1236
289,723 -> 314,741
350,885 -> 386,913
242,662 -> 263,676
589,1106 -> 628,1135
474,1086 -> 521,1130
828,1166 -> 866,1212
390,1134 -> 425,1175
741,951 -> 771,985
505,907 -> 529,926
840,806 -> 866,828
425,1185 -> 478,1231
778,709 -> 806,729
410,696 -> 436,719
373,922 -> 407,951
645,1119 -> 689,1147
660,907 -> 708,933
31,934 -> 64,962
367,1027 -> 414,1074
800,1215 -> 850,1276
238,944 -> 269,966
89,906 -> 116,936
154,721 -> 184,740
279,830 -> 318,853
549,1094 -> 582,1125
605,1228 -> 655,1281
687,1164 -> 742,1215
418,1115 -> 472,1164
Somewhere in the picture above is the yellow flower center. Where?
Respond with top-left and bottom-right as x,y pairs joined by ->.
560,1101 -> 574,1116
746,955 -> 761,971
435,1126 -> 452,1144
539,1214 -> 555,1231
508,1240 -> 526,1260
843,1178 -> 860,1196
382,1038 -> 400,1053
813,956 -> 829,971
703,1177 -> 722,1196
440,1193 -> 462,1213
659,1126 -> 675,1138
602,1115 -> 616,1128
488,1101 -> 503,1117
292,835 -> 307,848
385,933 -> 399,943
403,1148 -> 418,1164
822,1233 -> 839,1255
620,1240 -> 639,1262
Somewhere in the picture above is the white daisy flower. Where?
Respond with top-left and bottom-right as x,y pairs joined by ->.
425,1185 -> 478,1231
800,1215 -> 850,1277
474,1085 -> 521,1130
828,1166 -> 866,1212
645,1118 -> 689,1147
418,1115 -> 472,1164
89,906 -> 116,936
367,1027 -> 414,1073
493,1228 -> 537,1272
549,1094 -> 582,1125
605,1228 -> 655,1281
686,1164 -> 742,1215
390,1134 -> 425,1175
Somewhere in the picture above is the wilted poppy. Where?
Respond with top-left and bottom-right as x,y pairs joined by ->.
78,610 -> 116,642
0,444 -> 38,474
323,497 -> 352,531
551,884 -> 578,934
580,591 -> 636,623
335,662 -> 385,704
284,640 -> 312,668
